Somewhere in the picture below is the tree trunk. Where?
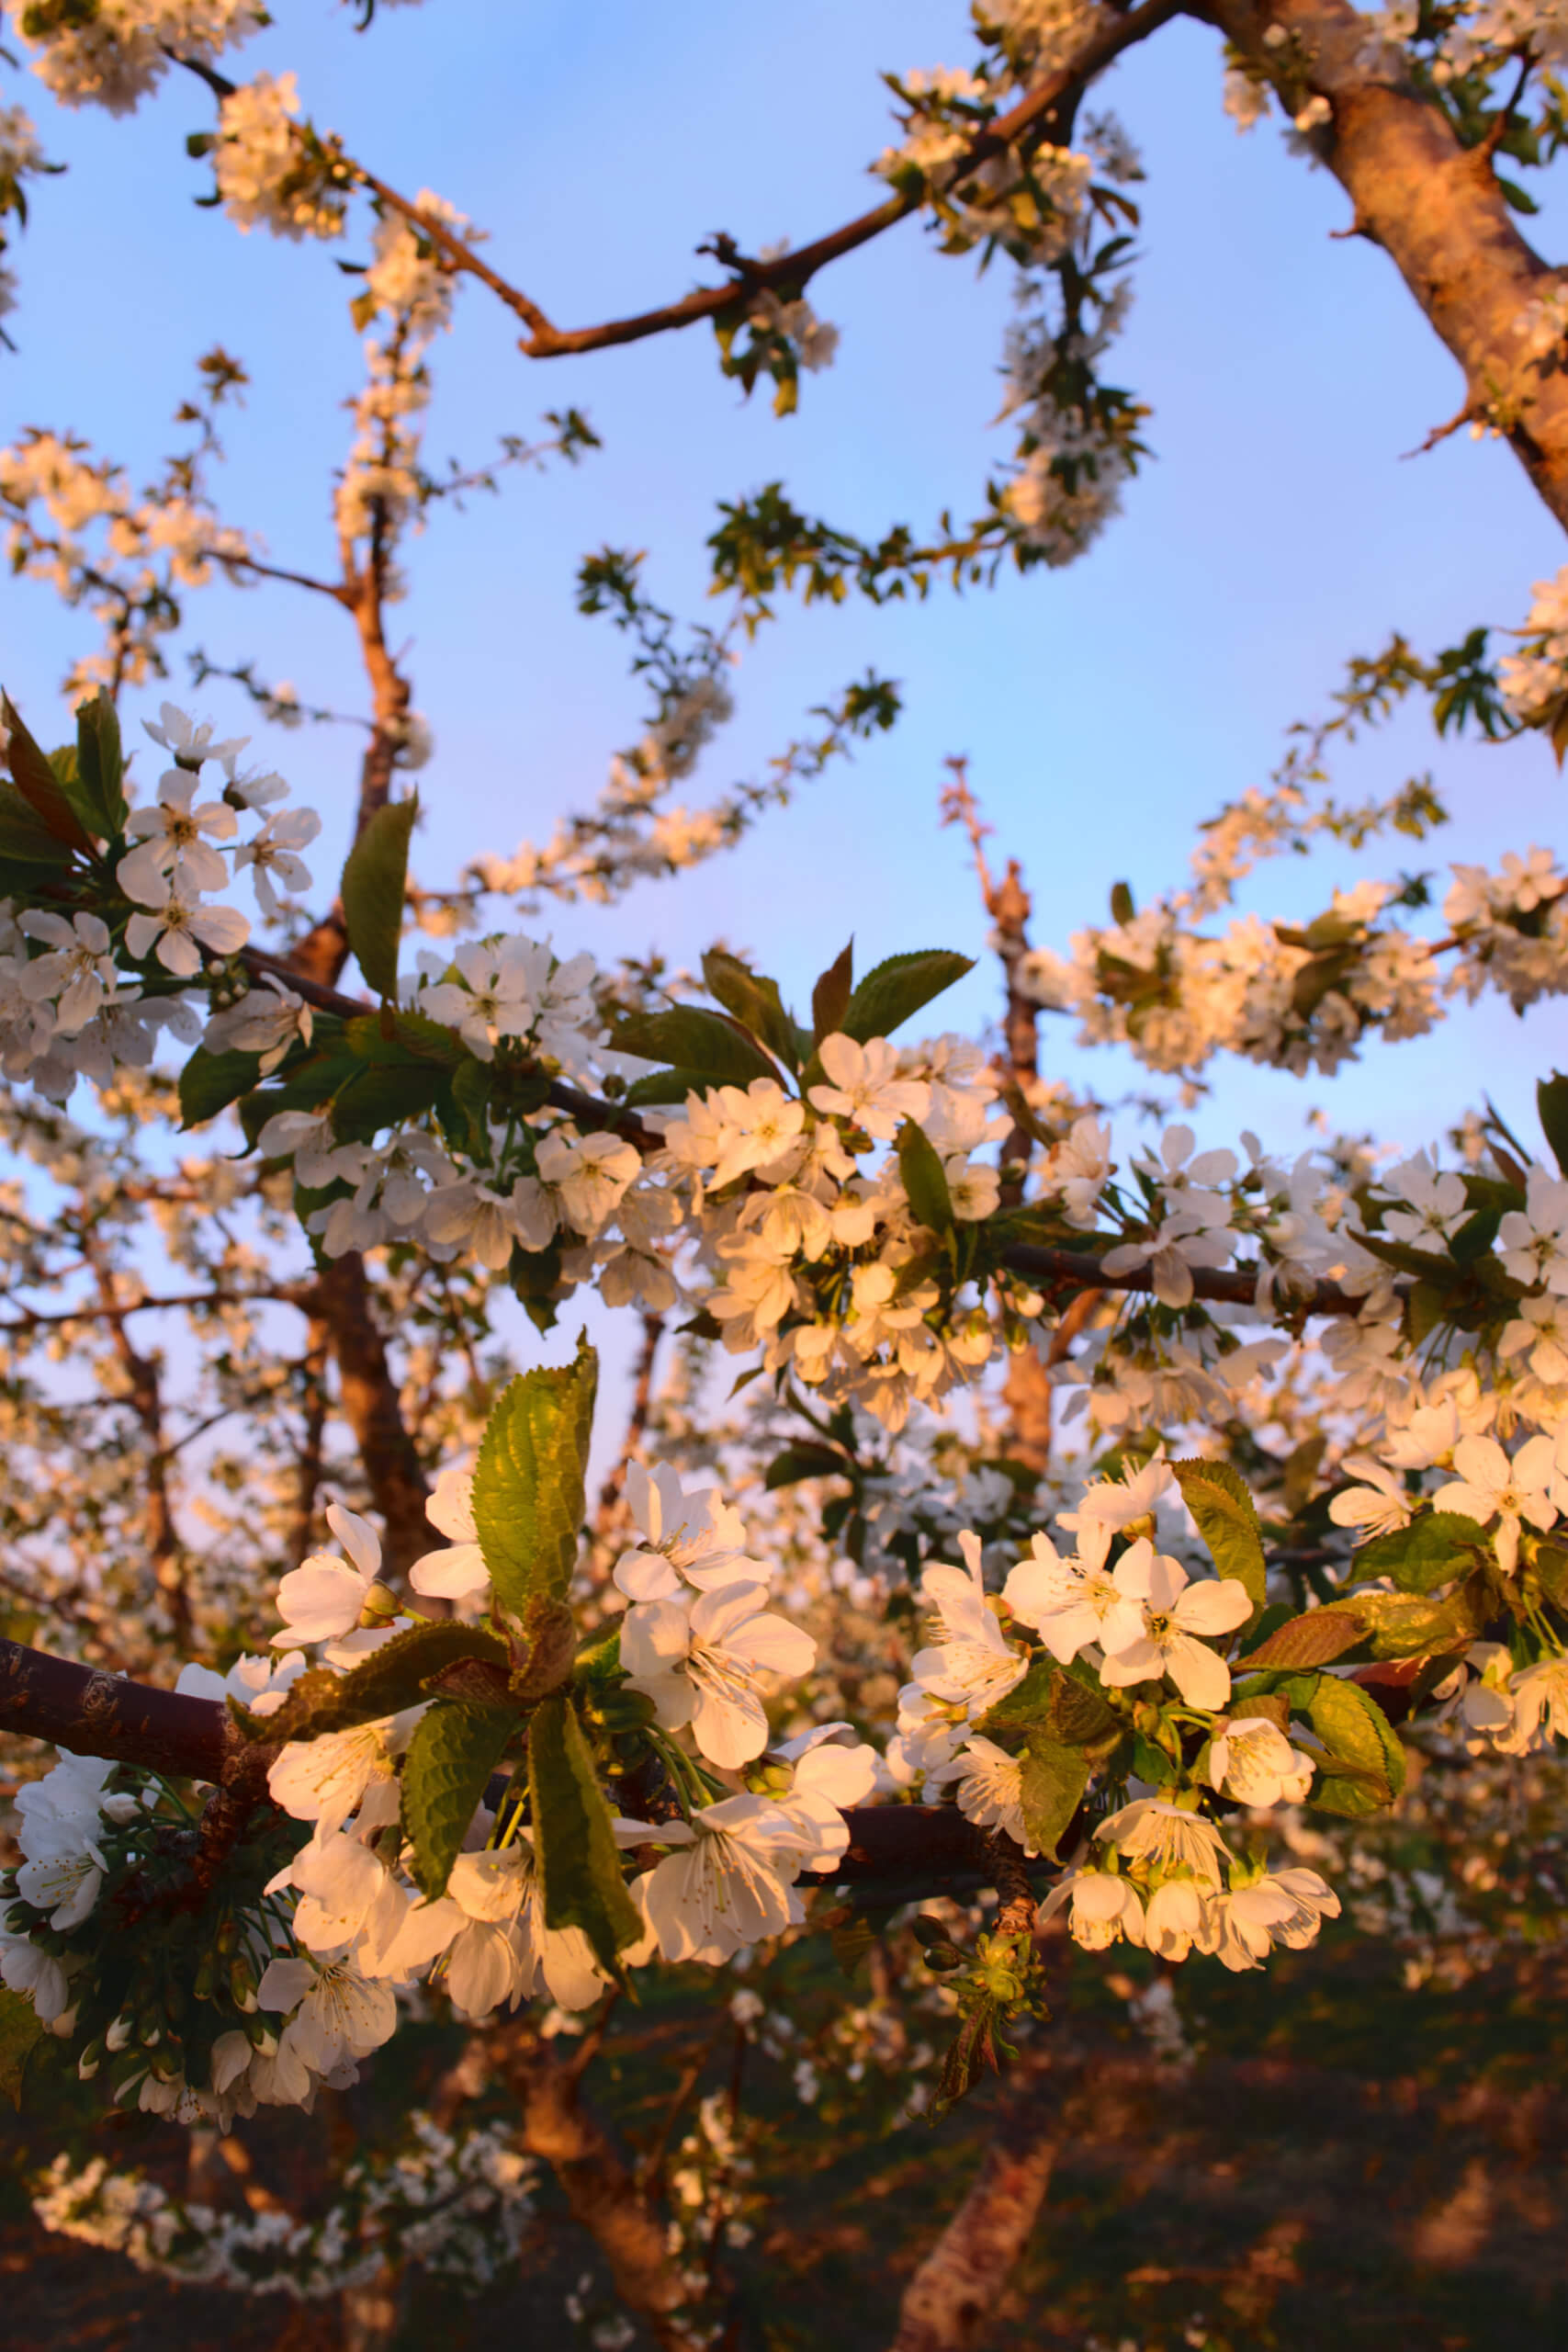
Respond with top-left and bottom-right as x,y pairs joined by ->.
890,2051 -> 1060,2352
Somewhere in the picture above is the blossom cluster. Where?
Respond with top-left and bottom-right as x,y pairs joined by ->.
15,1 -> 263,118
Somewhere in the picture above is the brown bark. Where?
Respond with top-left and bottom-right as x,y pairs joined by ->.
890,2048 -> 1062,2352
1205,0 -> 1568,526
484,2018 -> 706,2352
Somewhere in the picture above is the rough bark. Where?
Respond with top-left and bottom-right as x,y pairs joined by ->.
890,2048 -> 1062,2352
1203,0 -> 1568,526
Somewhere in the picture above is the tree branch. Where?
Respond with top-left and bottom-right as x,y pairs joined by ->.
1201,0 -> 1568,528
510,0 -> 1182,358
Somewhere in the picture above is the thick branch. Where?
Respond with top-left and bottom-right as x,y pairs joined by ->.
310,1251 -> 432,1579
1004,1241 -> 1386,1316
0,1636 -> 269,1781
1203,0 -> 1568,527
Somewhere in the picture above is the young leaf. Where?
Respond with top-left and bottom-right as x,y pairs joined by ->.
1303,1676 -> 1405,1815
611,1006 -> 781,1087
811,940 -> 854,1042
471,1333 -> 598,1614
231,1621 -> 508,1742
1348,1510 -> 1490,1596
1020,1731 -> 1089,1860
897,1117 -> 954,1237
980,1656 -> 1118,1747
1345,1581 -> 1488,1660
178,1046 -> 264,1130
1235,1608 -> 1364,1670
73,689 -> 128,838
528,1691 -> 642,1970
400,1702 -> 516,1901
701,949 -> 799,1071
1171,1457 -> 1268,1616
838,949 -> 974,1045
341,795 -> 417,1000
2,695 -> 95,852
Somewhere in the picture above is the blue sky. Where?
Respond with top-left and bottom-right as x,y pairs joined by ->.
5,0 -> 1565,1200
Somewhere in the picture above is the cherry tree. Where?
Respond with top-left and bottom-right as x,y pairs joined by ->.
1,3 -> 1567,2345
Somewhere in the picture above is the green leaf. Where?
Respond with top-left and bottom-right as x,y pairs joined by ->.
764,1442 -> 852,1490
471,1333 -> 598,1614
897,1117 -> 954,1236
811,940 -> 854,1043
623,1066 -> 742,1108
1171,1458 -> 1267,1616
73,689 -> 128,838
1,695 -> 95,852
1236,1608 -> 1366,1670
1345,1581 -> 1489,1660
179,1046 -> 264,1130
528,1691 -> 642,1971
1450,1204 -> 1501,1264
400,1702 -> 516,1901
980,1656 -> 1118,1748
0,1985 -> 44,2111
341,795 -> 417,1000
701,949 -> 799,1072
1348,1510 -> 1490,1596
330,1057 -> 447,1142
1538,1072 -> 1568,1178
1109,880 -> 1136,927
838,949 -> 974,1044
231,1621 -> 509,1743
0,780 -> 73,872
611,1006 -> 781,1088
1019,1731 -> 1089,1860
1303,1676 -> 1405,1815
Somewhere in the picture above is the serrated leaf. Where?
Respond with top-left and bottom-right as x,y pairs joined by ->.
341,795 -> 417,1000
1348,1510 -> 1490,1596
1020,1731 -> 1089,1860
1,695 -> 94,851
471,1334 -> 597,1614
178,1046 -> 264,1130
0,1985 -> 44,2111
231,1621 -> 509,1743
1236,1608 -> 1365,1670
838,949 -> 974,1044
701,949 -> 799,1072
400,1702 -> 516,1901
611,1006 -> 781,1087
811,940 -> 854,1043
1303,1676 -> 1405,1815
1172,1458 -> 1267,1616
1539,1072 -> 1568,1178
528,1691 -> 642,1970
897,1117 -> 954,1236
73,689 -> 127,838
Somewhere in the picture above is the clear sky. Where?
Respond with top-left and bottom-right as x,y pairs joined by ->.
5,0 -> 1565,1232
